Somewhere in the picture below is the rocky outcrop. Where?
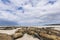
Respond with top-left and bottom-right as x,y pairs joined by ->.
0,27 -> 60,40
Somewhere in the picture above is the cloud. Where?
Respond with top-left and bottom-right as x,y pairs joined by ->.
0,19 -> 18,26
0,0 -> 60,26
1,0 -> 11,5
38,13 -> 60,25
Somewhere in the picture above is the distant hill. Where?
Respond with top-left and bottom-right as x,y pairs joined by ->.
46,24 -> 60,26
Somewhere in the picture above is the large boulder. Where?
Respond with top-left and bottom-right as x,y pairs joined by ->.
13,33 -> 23,39
0,33 -> 13,40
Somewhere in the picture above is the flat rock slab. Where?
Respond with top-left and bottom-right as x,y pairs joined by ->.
0,33 -> 13,40
16,34 -> 39,40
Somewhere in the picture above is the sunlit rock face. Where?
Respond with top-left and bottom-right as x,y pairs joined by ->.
0,0 -> 60,26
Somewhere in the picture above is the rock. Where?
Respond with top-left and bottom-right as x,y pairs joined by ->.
27,30 -> 36,35
15,29 -> 25,34
13,33 -> 23,39
0,33 -> 13,40
0,27 -> 60,40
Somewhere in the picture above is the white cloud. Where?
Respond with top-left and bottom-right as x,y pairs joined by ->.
0,0 -> 60,26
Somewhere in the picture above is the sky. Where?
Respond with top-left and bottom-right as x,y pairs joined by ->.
0,0 -> 60,26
